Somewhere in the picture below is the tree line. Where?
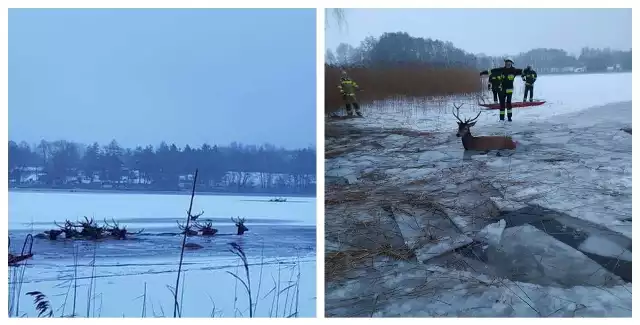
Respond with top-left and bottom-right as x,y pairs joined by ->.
477,47 -> 631,73
326,32 -> 478,68
327,32 -> 632,73
8,139 -> 316,195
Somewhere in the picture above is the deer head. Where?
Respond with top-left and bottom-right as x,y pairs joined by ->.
452,103 -> 517,151
231,217 -> 249,235
452,103 -> 482,138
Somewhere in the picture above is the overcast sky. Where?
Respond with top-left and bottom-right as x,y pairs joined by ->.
9,9 -> 316,149
326,8 -> 631,56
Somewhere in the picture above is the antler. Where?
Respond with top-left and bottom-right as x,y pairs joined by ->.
103,218 -> 120,229
452,103 -> 482,124
467,110 -> 482,123
231,217 -> 245,225
128,228 -> 144,235
452,103 -> 464,123
66,219 -> 84,229
193,220 -> 213,230
192,220 -> 203,230
176,220 -> 188,231
189,210 -> 204,221
54,220 -> 67,229
80,216 -> 97,227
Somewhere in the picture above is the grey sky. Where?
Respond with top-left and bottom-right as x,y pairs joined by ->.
326,8 -> 632,56
9,9 -> 316,150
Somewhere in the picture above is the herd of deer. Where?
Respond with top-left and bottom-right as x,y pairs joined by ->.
10,217 -> 251,264
452,103 -> 518,151
178,216 -> 249,236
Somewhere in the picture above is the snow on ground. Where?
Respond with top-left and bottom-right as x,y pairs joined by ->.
325,73 -> 631,317
10,255 -> 315,318
9,192 -> 316,317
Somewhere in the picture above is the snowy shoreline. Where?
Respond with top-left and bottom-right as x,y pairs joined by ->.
10,254 -> 317,317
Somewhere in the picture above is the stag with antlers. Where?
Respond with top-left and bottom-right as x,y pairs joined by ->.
73,217 -> 105,240
231,217 -> 249,235
193,220 -> 218,236
452,103 -> 517,151
52,220 -> 80,239
37,217 -> 139,241
103,218 -> 144,240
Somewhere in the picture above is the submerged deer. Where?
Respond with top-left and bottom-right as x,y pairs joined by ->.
232,217 -> 249,235
453,103 -> 517,151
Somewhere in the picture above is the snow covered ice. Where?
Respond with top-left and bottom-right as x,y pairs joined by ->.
325,73 -> 632,317
9,192 -> 316,317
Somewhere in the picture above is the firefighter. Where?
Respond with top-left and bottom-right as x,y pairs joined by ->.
338,70 -> 362,117
480,58 -> 523,122
522,65 -> 537,102
487,69 -> 502,103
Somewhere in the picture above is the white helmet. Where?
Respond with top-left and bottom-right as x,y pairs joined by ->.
504,58 -> 514,64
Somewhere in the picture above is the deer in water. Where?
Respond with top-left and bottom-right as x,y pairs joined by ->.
453,103 -> 517,151
232,217 -> 249,235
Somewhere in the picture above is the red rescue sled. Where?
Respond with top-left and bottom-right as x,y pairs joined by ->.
479,100 -> 546,110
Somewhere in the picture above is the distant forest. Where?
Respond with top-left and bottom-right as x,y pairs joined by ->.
8,139 -> 316,195
326,32 -> 632,73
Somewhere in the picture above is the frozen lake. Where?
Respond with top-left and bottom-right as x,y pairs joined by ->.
8,191 -> 316,318
325,72 -> 632,317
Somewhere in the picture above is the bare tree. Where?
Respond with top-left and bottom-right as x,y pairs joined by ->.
325,9 -> 346,30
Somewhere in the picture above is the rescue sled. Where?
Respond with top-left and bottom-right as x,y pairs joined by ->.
479,101 -> 546,110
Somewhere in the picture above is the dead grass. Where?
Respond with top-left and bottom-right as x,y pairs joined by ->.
325,249 -> 372,282
325,147 -> 356,159
325,64 -> 482,114
325,245 -> 415,283
325,187 -> 369,205
325,186 -> 421,283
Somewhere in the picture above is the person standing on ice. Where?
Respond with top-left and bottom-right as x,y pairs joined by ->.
487,69 -> 502,103
480,58 -> 523,122
521,65 -> 537,102
338,70 -> 362,117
